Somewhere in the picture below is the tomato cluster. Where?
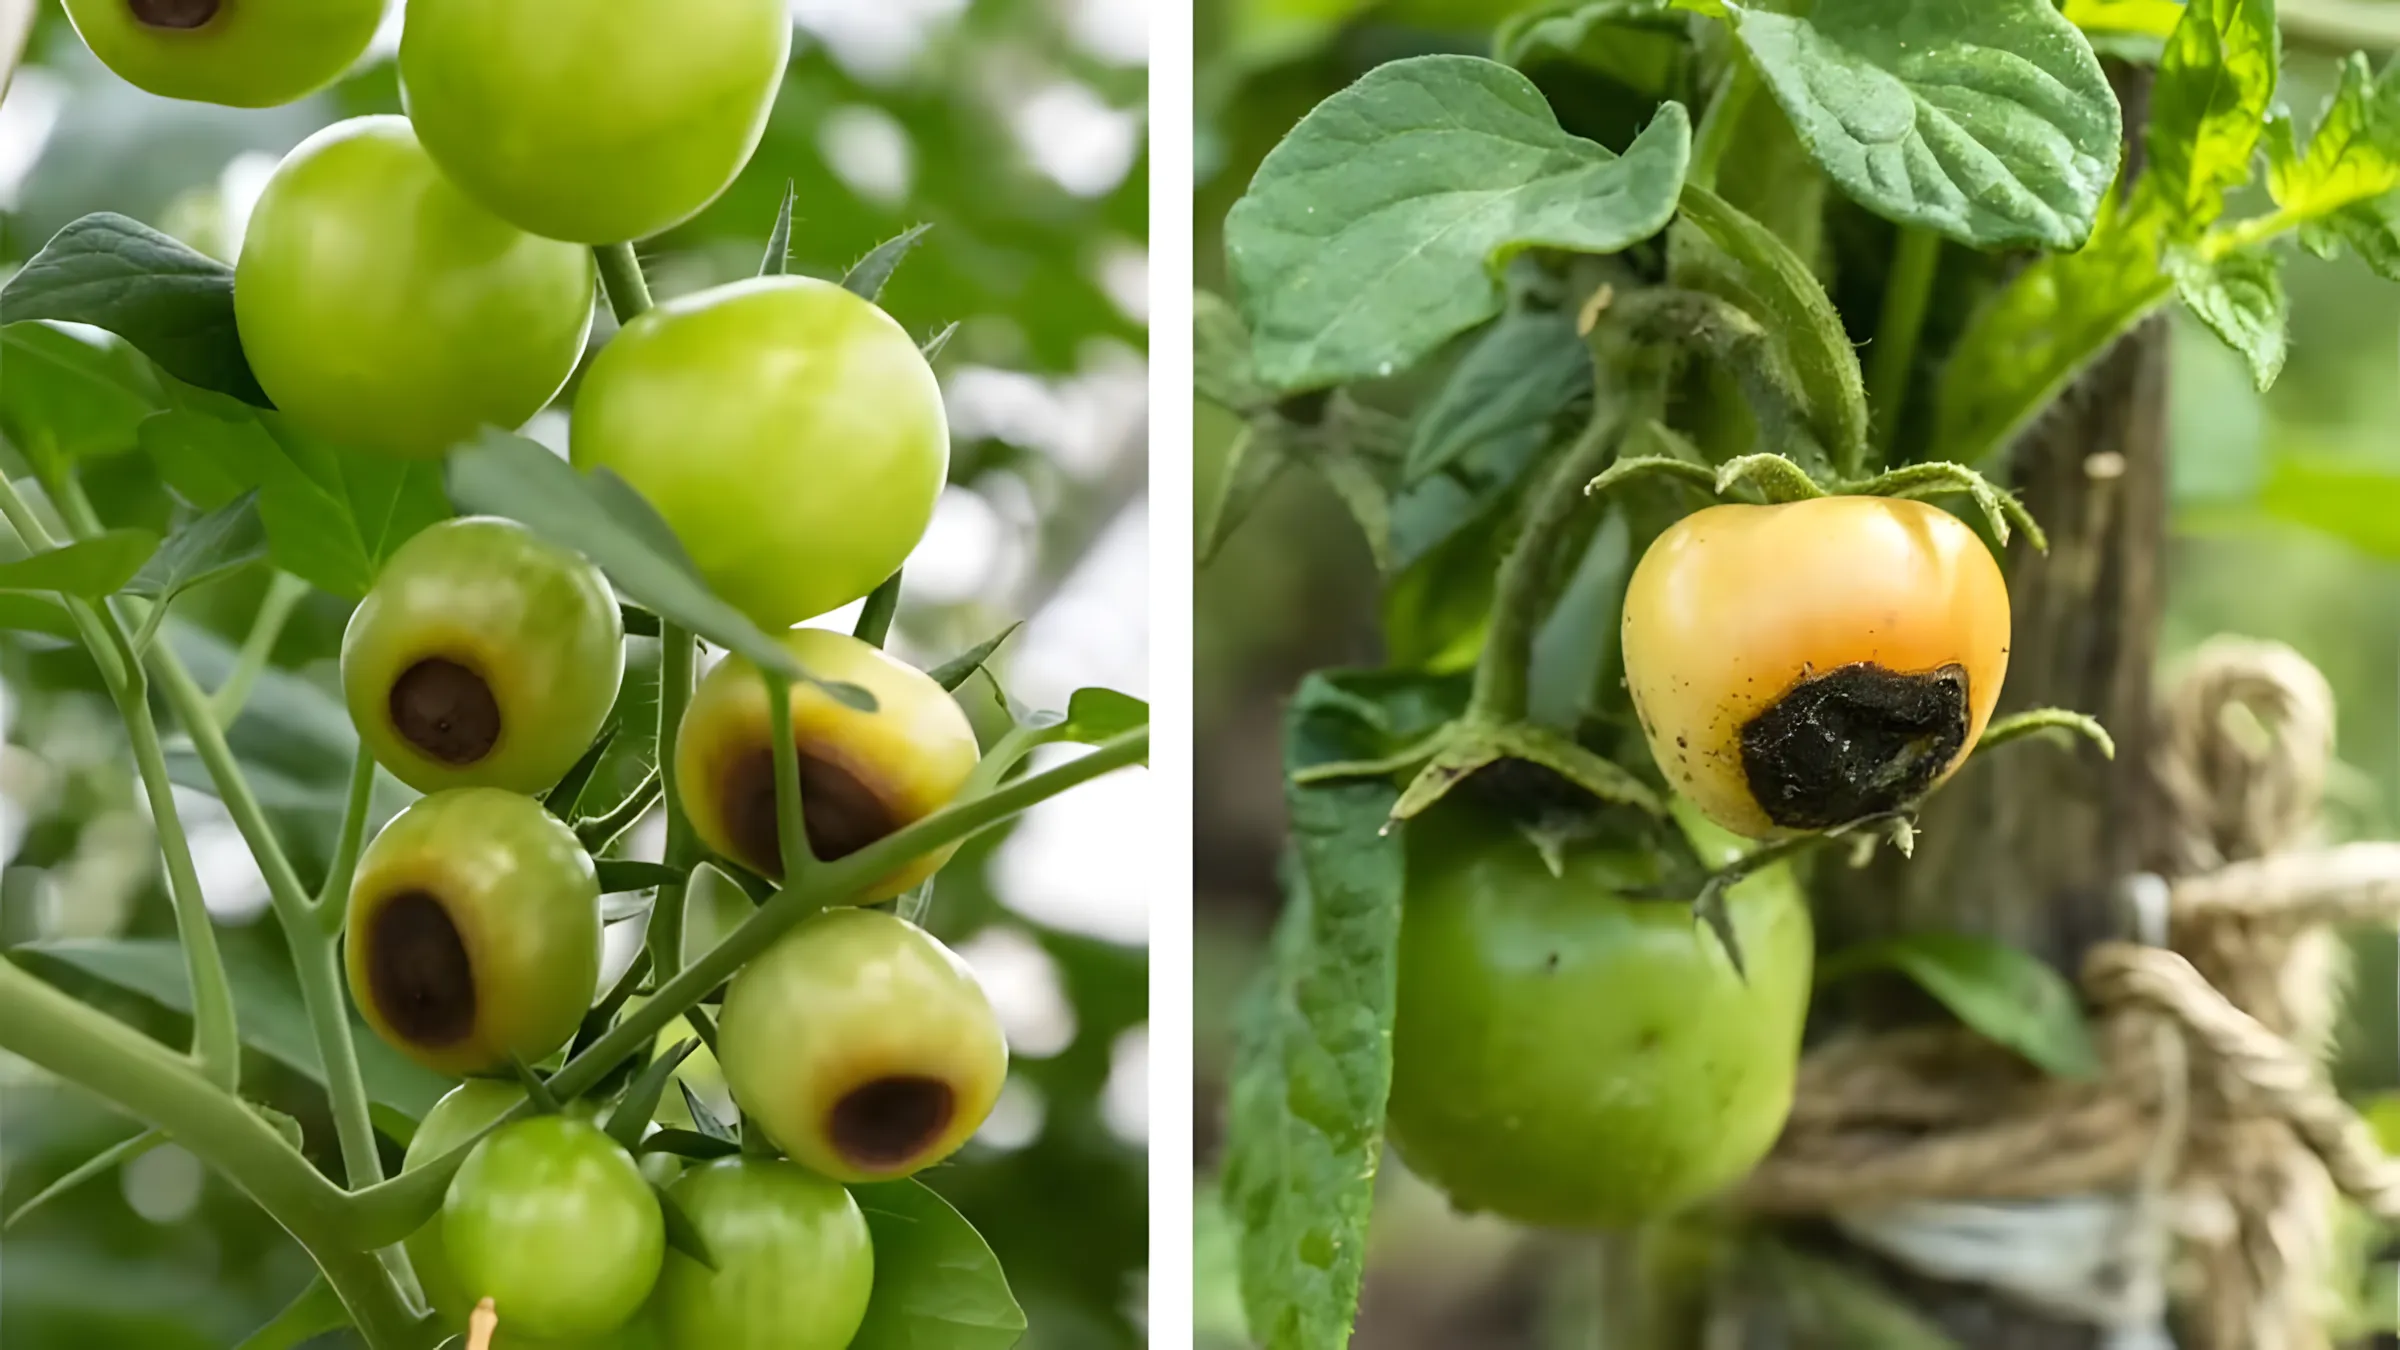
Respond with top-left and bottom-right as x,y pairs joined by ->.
59,5 -> 1012,1342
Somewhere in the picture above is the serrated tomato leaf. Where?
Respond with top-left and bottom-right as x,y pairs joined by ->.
2169,245 -> 2286,391
2148,0 -> 2277,231
0,529 -> 159,598
1817,931 -> 2099,1077
125,491 -> 268,603
844,224 -> 933,304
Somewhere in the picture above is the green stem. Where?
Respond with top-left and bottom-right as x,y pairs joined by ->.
295,922 -> 385,1187
318,746 -> 379,926
1688,56 -> 1757,192
0,478 -> 239,1089
648,623 -> 697,982
853,571 -> 902,648
0,958 -> 427,1348
765,673 -> 816,883
345,724 -> 1150,1247
594,243 -> 654,325
1866,226 -> 1940,462
1467,411 -> 1626,724
576,768 -> 662,854
211,572 -> 310,726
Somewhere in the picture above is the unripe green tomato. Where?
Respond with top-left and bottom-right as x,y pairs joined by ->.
677,629 -> 978,898
654,1159 -> 873,1350
343,517 -> 624,795
403,1080 -> 528,1322
234,116 -> 595,459
718,908 -> 1006,1183
345,789 -> 602,1077
442,1117 -> 664,1340
571,277 -> 948,629
1387,801 -> 1812,1227
62,0 -> 383,107
398,0 -> 788,244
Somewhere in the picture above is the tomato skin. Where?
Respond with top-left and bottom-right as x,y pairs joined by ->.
344,788 -> 601,1077
653,1159 -> 874,1350
677,628 -> 978,898
1387,802 -> 1811,1227
717,908 -> 1006,1183
234,116 -> 595,460
1621,496 -> 2011,838
343,517 -> 624,796
398,0 -> 789,244
570,276 -> 948,630
442,1117 -> 664,1339
62,0 -> 384,107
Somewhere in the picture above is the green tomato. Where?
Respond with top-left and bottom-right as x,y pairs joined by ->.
234,116 -> 595,459
570,277 -> 948,629
398,0 -> 790,244
442,1117 -> 664,1339
654,1159 -> 873,1350
718,908 -> 1005,1183
403,1081 -> 528,1323
676,629 -> 979,898
343,517 -> 624,796
344,788 -> 601,1077
62,0 -> 383,108
1386,800 -> 1812,1227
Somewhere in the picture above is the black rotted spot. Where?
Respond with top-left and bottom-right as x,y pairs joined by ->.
390,658 -> 501,765
364,890 -> 476,1048
129,0 -> 219,28
723,744 -> 901,879
829,1076 -> 955,1170
1739,663 -> 1969,830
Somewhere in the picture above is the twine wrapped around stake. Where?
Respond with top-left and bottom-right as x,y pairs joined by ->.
1734,639 -> 2400,1350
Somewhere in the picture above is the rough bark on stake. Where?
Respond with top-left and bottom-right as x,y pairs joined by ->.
1736,67 -> 2173,1350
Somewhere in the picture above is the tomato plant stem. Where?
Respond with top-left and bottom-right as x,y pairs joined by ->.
1866,225 -> 1940,462
0,958 -> 430,1348
210,571 -> 311,726
594,241 -> 654,326
1686,55 -> 1756,192
0,475 -> 241,1089
765,673 -> 819,882
342,723 -> 1150,1247
317,745 -> 379,927
1468,410 -> 1626,725
650,621 -> 698,983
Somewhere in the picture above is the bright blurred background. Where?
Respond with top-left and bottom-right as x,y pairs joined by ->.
0,2 -> 1150,1346
1193,3 -> 2400,1345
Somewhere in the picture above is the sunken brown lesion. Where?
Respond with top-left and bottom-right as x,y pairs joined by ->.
828,1075 -> 955,1171
390,657 -> 502,766
128,0 -> 221,29
364,889 -> 478,1048
723,742 -> 903,878
1738,663 -> 1969,831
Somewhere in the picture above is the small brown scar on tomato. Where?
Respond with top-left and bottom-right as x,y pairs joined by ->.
128,0 -> 218,28
390,658 -> 502,765
724,743 -> 902,878
1739,663 -> 1968,830
365,890 -> 477,1048
829,1075 -> 954,1170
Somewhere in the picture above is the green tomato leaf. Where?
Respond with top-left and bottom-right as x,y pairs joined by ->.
2265,54 -> 2400,215
929,623 -> 1022,692
1200,422 -> 1296,566
920,322 -> 959,363
637,1128 -> 742,1161
0,213 -> 268,404
542,719 -> 621,823
844,223 -> 935,305
678,1079 -> 741,1145
1058,687 -> 1149,744
0,594 -> 79,640
595,860 -> 685,894
1393,309 -> 1588,570
1196,289 -> 1271,415
850,1179 -> 1028,1350
0,529 -> 159,598
1225,54 -> 1691,392
124,491 -> 268,604
2168,245 -> 2287,391
2317,198 -> 2400,279
1,323 -> 162,475
760,181 -> 796,278
231,1275 -> 350,1350
1224,673 -> 1409,1350
1817,932 -> 2100,1077
2063,0 -> 2185,40
2148,0 -> 2277,232
1494,0 -> 1691,93
14,936 -> 452,1135
1933,182 -> 2175,464
604,1038 -> 699,1151
656,1184 -> 721,1273
1728,0 -> 2122,250
446,430 -> 817,689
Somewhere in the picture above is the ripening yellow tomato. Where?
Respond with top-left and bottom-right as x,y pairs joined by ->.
1621,496 -> 2010,839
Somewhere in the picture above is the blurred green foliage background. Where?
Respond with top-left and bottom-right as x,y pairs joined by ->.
1193,2 -> 2400,1345
0,1 -> 1150,1346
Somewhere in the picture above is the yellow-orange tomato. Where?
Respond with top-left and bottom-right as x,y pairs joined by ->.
1621,496 -> 2010,838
